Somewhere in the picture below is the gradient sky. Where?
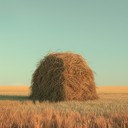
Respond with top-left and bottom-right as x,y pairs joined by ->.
0,0 -> 128,86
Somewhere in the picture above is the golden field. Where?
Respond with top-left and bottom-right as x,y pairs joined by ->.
0,86 -> 128,95
0,86 -> 128,128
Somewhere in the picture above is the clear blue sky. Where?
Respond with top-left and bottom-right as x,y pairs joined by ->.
0,0 -> 128,86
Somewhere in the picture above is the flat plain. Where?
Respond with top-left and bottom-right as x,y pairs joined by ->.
0,86 -> 128,128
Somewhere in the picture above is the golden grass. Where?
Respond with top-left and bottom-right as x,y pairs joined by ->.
0,86 -> 128,95
0,86 -> 128,128
97,86 -> 128,93
0,86 -> 30,96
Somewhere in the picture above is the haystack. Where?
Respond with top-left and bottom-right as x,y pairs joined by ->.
30,52 -> 98,102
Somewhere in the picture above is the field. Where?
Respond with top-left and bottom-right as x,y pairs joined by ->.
0,86 -> 128,128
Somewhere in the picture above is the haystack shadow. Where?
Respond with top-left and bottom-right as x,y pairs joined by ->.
0,95 -> 30,101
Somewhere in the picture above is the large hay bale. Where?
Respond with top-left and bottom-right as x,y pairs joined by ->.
30,52 -> 98,102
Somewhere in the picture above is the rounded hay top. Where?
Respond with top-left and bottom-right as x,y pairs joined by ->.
30,52 -> 98,102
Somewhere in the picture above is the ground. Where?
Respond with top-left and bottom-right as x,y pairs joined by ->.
0,86 -> 128,128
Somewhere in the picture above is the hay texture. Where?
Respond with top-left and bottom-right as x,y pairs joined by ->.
30,52 -> 98,102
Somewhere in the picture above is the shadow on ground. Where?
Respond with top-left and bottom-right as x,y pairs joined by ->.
0,95 -> 30,101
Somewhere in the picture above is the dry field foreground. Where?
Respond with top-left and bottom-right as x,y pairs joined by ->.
0,86 -> 128,128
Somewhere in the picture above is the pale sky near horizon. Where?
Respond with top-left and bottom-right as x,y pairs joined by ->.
0,0 -> 128,86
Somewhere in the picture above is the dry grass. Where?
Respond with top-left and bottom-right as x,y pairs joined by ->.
0,86 -> 128,128
0,86 -> 29,96
0,86 -> 128,95
97,86 -> 128,93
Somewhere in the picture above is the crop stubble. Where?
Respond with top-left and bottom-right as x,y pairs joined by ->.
0,86 -> 128,128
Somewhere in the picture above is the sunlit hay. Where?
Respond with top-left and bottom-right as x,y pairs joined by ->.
30,52 -> 98,102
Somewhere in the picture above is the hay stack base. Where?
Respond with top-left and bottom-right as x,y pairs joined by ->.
30,52 -> 98,102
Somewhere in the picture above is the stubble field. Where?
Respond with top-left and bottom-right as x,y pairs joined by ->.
0,86 -> 128,128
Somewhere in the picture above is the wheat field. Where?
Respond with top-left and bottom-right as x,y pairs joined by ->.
0,86 -> 128,128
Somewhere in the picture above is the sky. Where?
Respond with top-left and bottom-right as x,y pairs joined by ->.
0,0 -> 128,86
